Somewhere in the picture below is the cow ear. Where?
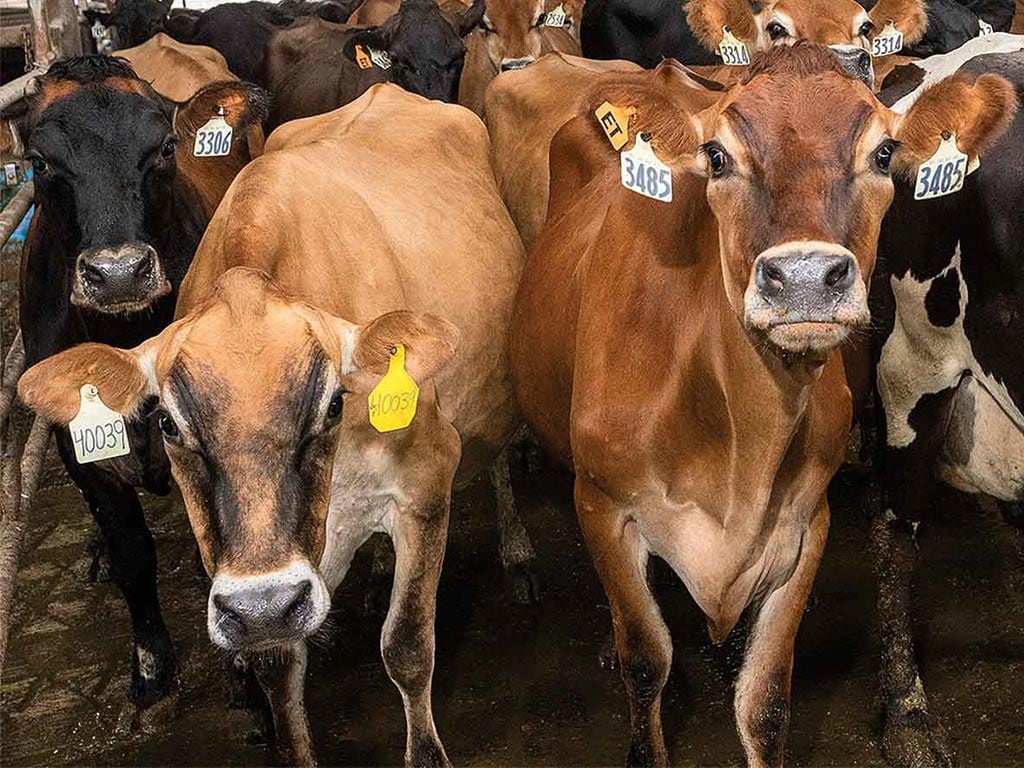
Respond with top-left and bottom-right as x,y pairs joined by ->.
313,0 -> 362,23
892,72 -> 1018,177
455,0 -> 485,37
344,26 -> 392,60
686,0 -> 759,53
175,80 -> 269,137
344,311 -> 460,385
18,342 -> 159,426
868,0 -> 928,47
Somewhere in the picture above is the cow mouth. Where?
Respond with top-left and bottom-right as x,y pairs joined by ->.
763,320 -> 856,358
71,244 -> 172,315
70,283 -> 173,315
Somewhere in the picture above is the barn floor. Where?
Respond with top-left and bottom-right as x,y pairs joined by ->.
3,456 -> 1024,767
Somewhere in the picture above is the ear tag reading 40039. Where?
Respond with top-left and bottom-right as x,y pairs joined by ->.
718,26 -> 750,66
368,344 -> 419,433
69,384 -> 131,464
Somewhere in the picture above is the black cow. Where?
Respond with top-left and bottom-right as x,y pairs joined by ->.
262,0 -> 485,127
11,55 -> 266,712
872,37 -> 1024,767
901,0 -> 1015,57
580,0 -> 720,67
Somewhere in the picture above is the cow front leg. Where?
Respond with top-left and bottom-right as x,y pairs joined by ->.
576,479 -> 671,767
383,498 -> 451,768
491,447 -> 540,603
253,642 -> 315,767
734,504 -> 828,768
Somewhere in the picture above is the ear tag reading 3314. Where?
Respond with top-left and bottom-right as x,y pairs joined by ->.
914,131 -> 970,201
544,3 -> 568,27
368,344 -> 419,433
193,106 -> 232,158
718,26 -> 750,66
871,21 -> 903,57
621,133 -> 672,203
595,101 -> 635,151
69,384 -> 130,464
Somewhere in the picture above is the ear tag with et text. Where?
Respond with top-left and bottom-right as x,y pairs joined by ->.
193,106 -> 232,158
355,44 -> 374,69
621,133 -> 672,203
595,101 -> 635,151
69,384 -> 131,464
871,21 -> 903,57
368,344 -> 419,433
544,4 -> 568,27
914,131 -> 970,201
718,26 -> 750,66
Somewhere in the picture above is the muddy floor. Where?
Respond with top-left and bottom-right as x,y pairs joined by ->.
3,453 -> 1024,767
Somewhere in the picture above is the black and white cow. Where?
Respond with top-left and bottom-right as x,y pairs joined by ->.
872,32 -> 1024,768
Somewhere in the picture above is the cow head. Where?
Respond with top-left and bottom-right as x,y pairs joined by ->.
343,0 -> 486,102
18,268 -> 460,651
688,0 -> 928,85
679,44 -> 1015,363
85,0 -> 174,47
470,0 -> 580,72
11,56 -> 266,315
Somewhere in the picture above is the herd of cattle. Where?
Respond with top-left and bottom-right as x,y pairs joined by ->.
4,0 -> 1024,765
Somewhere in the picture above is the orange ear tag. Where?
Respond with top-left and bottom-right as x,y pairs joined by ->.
355,44 -> 374,69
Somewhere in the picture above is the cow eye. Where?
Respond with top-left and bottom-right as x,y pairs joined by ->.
160,136 -> 177,160
157,411 -> 180,439
859,20 -> 875,37
27,152 -> 48,176
874,139 -> 897,173
326,391 -> 344,422
767,21 -> 789,40
702,142 -> 729,177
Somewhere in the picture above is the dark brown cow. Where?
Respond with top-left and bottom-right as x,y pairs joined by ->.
509,43 -> 1015,766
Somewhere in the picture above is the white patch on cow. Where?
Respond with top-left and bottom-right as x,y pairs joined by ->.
852,10 -> 871,42
339,325 -> 358,374
136,644 -> 158,680
890,33 -> 1024,114
878,244 -> 1024,494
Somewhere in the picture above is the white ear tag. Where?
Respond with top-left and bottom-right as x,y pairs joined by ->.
368,47 -> 392,69
544,4 -> 568,27
620,133 -> 672,203
69,384 -> 131,464
718,26 -> 750,66
914,131 -> 969,201
871,21 -> 904,57
978,18 -> 994,36
193,106 -> 233,158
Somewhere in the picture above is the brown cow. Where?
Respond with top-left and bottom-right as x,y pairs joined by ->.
509,43 -> 1015,766
117,32 -> 237,101
19,83 -> 526,765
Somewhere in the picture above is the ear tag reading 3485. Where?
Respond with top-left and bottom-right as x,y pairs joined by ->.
914,131 -> 970,201
718,26 -> 750,66
368,344 -> 419,433
544,3 -> 568,27
621,133 -> 672,203
871,21 -> 903,57
193,106 -> 232,158
595,101 -> 635,151
69,384 -> 130,464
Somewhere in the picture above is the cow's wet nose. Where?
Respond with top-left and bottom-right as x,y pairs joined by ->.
501,56 -> 534,71
211,579 -> 314,646
756,252 -> 857,303
829,44 -> 874,87
73,243 -> 169,312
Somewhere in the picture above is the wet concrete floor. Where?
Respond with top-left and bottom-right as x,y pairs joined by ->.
3,453 -> 1024,766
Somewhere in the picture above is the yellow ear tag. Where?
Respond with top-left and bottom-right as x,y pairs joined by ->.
355,44 -> 373,69
595,101 -> 635,151
368,344 -> 419,433
68,384 -> 131,464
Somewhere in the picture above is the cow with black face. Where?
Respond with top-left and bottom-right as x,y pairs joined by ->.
871,33 -> 1024,768
10,55 -> 266,713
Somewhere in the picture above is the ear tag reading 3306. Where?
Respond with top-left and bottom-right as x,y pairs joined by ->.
871,21 -> 903,57
544,3 -> 568,27
69,384 -> 130,464
718,26 -> 750,66
915,131 -> 970,201
193,107 -> 232,158
621,133 -> 672,203
595,101 -> 635,151
368,344 -> 419,433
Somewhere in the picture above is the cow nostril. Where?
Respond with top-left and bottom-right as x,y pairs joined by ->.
284,581 -> 313,622
764,262 -> 784,285
134,253 -> 154,281
80,262 -> 106,287
213,594 -> 244,628
825,259 -> 852,288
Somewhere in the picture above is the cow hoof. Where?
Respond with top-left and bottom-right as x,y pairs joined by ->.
882,706 -> 955,768
128,638 -> 177,710
597,631 -> 618,671
504,561 -> 541,604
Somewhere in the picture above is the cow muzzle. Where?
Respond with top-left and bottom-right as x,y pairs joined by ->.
71,243 -> 171,314
207,561 -> 330,651
500,56 -> 535,72
829,44 -> 874,88
744,241 -> 868,356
